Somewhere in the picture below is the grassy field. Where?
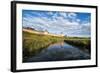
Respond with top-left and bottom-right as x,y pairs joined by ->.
23,31 -> 64,58
23,30 -> 91,60
64,39 -> 91,53
64,36 -> 91,53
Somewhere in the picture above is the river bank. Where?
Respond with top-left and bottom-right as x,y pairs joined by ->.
23,31 -> 91,62
23,42 -> 90,62
64,39 -> 91,53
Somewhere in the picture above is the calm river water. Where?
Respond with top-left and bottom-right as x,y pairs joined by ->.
25,42 -> 90,62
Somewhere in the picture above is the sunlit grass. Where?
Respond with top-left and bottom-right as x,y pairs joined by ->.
23,31 -> 63,58
23,30 -> 91,62
64,39 -> 91,53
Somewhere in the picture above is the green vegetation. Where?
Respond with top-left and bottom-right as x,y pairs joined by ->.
64,36 -> 90,40
64,39 -> 91,53
23,31 -> 64,58
23,30 -> 91,61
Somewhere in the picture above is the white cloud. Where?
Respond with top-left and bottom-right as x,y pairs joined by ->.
23,12 -> 90,37
76,19 -> 81,22
68,12 -> 77,19
59,12 -> 67,18
47,12 -> 54,15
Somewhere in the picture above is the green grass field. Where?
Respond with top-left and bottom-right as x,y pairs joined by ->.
23,30 -> 91,60
64,39 -> 91,53
23,31 -> 64,58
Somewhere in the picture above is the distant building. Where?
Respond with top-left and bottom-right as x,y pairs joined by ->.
24,27 -> 35,30
43,31 -> 49,34
23,28 -> 64,37
60,34 -> 64,37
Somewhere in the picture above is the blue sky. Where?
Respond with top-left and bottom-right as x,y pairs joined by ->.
22,10 -> 91,37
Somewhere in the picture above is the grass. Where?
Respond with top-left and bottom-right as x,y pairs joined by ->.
23,31 -> 64,58
64,39 -> 91,53
23,30 -> 91,61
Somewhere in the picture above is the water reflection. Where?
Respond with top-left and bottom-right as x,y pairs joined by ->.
24,42 -> 90,62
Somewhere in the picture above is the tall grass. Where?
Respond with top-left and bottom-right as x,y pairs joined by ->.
23,30 -> 91,61
64,39 -> 91,53
23,31 -> 63,58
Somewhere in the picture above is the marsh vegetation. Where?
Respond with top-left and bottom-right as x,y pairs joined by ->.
23,31 -> 91,62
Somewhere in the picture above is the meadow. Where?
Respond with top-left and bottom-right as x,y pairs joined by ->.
23,31 -> 64,58
64,39 -> 91,53
23,30 -> 91,61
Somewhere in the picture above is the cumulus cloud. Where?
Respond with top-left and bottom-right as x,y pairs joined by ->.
59,12 -> 67,18
22,10 -> 91,37
67,12 -> 77,19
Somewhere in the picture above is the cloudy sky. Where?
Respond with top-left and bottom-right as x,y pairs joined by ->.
22,10 -> 91,37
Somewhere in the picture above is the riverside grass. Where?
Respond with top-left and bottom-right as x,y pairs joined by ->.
23,30 -> 90,59
23,31 -> 64,58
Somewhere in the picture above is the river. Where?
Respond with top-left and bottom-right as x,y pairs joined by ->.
24,42 -> 90,62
